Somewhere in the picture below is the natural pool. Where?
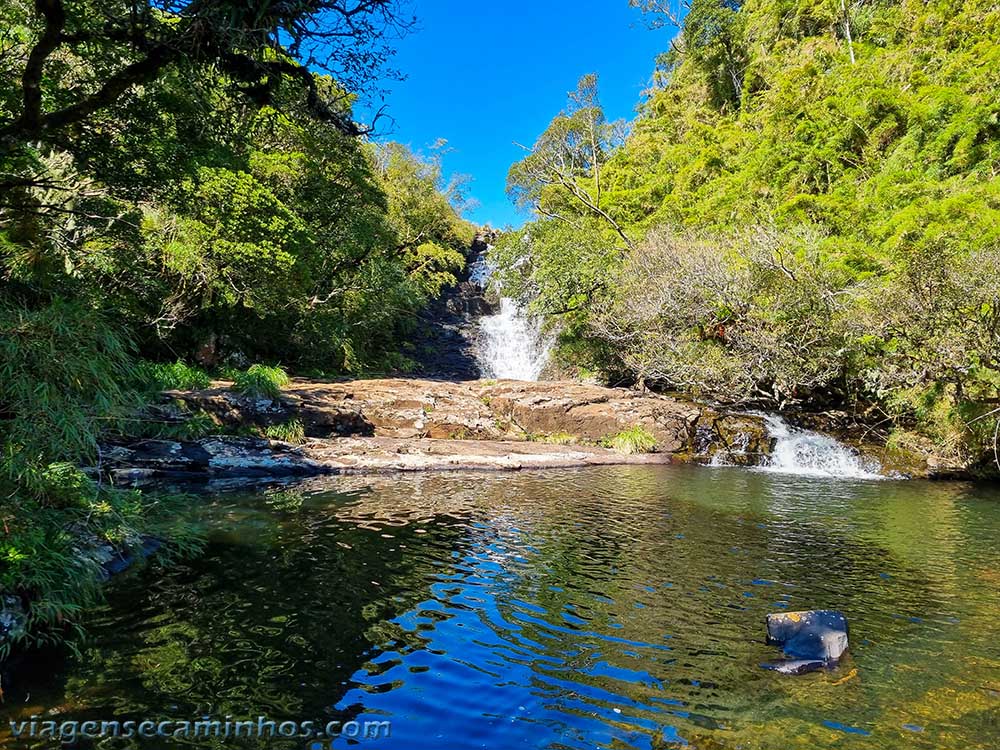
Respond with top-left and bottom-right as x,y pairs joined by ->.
3,464 -> 999,749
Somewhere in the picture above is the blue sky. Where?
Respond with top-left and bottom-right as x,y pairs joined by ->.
360,1 -> 674,229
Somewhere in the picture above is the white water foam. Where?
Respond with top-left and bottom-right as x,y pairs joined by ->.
757,415 -> 885,480
477,298 -> 553,381
470,251 -> 552,381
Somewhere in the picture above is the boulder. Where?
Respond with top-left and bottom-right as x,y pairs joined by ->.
763,610 -> 850,674
103,437 -> 329,481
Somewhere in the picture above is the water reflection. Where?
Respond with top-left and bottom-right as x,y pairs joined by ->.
2,465 -> 998,749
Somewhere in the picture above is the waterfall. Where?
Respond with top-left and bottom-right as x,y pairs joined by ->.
477,298 -> 553,381
758,415 -> 886,480
469,255 -> 552,381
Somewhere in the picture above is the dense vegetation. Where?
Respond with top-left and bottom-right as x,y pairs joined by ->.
496,0 -> 1000,468
0,0 -> 471,650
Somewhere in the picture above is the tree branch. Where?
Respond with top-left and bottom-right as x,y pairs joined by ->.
16,0 -> 67,134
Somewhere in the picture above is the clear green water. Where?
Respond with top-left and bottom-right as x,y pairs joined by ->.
3,465 -> 999,748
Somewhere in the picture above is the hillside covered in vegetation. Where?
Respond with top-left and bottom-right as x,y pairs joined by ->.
497,0 -> 1000,469
0,0 -> 472,650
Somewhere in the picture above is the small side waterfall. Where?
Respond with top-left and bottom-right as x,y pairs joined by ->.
759,415 -> 885,480
469,254 -> 552,381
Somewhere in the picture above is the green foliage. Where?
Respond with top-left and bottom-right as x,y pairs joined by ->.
0,301 -> 138,480
117,410 -> 220,443
231,365 -> 291,401
262,419 -> 306,445
604,426 -> 659,455
375,142 -> 474,299
505,0 -> 1000,464
136,360 -> 213,392
539,432 -> 580,445
0,1 -> 468,659
0,303 -> 204,652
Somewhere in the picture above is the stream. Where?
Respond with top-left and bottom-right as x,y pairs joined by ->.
3,464 -> 998,749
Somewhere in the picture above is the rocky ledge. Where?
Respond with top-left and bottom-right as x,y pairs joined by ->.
104,436 -> 676,483
103,379 -> 772,482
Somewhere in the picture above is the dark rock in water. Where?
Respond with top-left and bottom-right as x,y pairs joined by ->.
760,659 -> 828,675
99,537 -> 164,581
764,610 -> 849,671
103,436 -> 330,482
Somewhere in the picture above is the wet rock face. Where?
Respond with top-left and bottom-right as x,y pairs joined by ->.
763,610 -> 850,675
696,414 -> 773,465
405,236 -> 497,381
103,437 -> 328,482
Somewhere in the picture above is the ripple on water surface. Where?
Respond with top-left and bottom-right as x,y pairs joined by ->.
3,465 -> 999,749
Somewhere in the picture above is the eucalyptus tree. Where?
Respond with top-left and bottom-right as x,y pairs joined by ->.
507,74 -> 633,250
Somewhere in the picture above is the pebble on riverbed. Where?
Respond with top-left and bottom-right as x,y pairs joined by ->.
761,610 -> 850,675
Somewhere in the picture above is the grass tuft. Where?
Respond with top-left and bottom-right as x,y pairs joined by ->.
136,360 -> 212,391
605,426 -> 658,455
231,364 -> 290,400
542,432 -> 579,445
262,419 -> 306,444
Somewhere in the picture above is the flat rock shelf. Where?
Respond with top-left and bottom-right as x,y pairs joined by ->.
106,436 -> 675,483
101,378 -> 775,484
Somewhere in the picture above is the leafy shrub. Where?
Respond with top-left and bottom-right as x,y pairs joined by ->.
0,302 -> 204,652
231,364 -> 290,400
0,301 -> 139,477
605,426 -> 658,455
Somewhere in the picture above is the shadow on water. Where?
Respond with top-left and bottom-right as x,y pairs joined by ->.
2,464 -> 999,749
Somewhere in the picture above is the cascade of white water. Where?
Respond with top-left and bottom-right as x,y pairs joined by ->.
477,298 -> 553,381
758,415 -> 885,480
470,254 -> 552,381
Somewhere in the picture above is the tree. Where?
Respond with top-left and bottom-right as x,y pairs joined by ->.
630,0 -> 689,29
507,74 -> 633,250
0,0 -> 413,152
374,142 -> 474,300
682,0 -> 746,109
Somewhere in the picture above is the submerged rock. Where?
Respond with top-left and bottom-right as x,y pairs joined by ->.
763,610 -> 850,674
1,533 -> 166,694
98,537 -> 164,580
